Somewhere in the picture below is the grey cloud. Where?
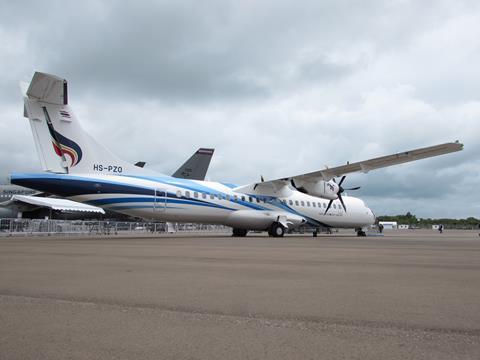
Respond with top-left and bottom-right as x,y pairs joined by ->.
2,0 -> 458,103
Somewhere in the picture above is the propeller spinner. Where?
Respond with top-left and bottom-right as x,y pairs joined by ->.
324,176 -> 361,214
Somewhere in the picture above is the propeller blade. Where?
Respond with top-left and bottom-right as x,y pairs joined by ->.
253,183 -> 258,190
261,175 -> 265,182
324,199 -> 333,214
344,186 -> 361,191
338,175 -> 347,186
291,179 -> 307,194
338,194 -> 347,212
290,179 -> 297,189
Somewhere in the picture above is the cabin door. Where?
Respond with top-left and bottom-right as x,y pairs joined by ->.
153,189 -> 166,212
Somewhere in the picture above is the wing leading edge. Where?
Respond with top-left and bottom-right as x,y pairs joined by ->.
256,141 -> 464,189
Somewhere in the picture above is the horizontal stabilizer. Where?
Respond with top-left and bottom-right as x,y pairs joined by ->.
26,72 -> 67,105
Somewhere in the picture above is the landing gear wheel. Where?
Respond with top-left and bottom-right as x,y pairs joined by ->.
357,230 -> 366,237
270,223 -> 285,238
232,228 -> 248,237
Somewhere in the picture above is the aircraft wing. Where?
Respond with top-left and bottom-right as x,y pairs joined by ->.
260,141 -> 464,187
1,195 -> 105,214
172,148 -> 215,180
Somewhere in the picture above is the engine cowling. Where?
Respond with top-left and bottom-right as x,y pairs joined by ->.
291,179 -> 339,200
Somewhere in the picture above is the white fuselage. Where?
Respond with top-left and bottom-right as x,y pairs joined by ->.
11,173 -> 375,230
11,172 -> 374,230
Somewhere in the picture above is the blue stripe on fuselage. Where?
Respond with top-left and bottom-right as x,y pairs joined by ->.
87,196 -> 236,211
10,172 -> 331,226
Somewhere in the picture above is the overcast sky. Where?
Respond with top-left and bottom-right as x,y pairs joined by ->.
1,0 -> 479,218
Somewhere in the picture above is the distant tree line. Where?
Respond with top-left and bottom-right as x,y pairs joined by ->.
377,212 -> 480,229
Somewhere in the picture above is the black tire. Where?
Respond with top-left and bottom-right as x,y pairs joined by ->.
232,228 -> 248,237
270,223 -> 285,237
357,230 -> 366,237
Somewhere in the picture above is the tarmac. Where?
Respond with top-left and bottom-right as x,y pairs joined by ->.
1,230 -> 479,359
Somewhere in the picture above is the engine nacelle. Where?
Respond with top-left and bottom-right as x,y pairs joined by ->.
292,179 -> 338,200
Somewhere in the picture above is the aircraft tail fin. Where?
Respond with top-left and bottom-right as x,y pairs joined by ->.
23,72 -> 152,175
172,148 -> 214,180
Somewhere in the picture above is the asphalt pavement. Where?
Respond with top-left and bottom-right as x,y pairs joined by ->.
1,230 -> 479,359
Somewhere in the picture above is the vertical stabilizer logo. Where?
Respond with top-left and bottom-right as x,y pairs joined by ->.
43,107 -> 83,167
50,129 -> 83,167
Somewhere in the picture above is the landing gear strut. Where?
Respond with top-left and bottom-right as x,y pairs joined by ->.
232,228 -> 248,237
268,223 -> 285,237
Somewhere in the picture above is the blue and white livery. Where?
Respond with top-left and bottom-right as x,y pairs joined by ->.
10,72 -> 463,237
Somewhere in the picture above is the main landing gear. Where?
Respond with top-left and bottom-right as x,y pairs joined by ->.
232,228 -> 248,237
268,222 -> 285,237
356,228 -> 367,237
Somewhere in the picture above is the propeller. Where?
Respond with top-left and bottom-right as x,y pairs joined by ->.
290,179 -> 308,194
324,176 -> 361,214
253,175 -> 265,190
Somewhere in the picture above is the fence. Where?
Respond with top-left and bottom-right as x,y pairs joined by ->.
0,218 -> 231,237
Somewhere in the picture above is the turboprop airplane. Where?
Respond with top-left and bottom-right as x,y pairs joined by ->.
9,72 -> 463,237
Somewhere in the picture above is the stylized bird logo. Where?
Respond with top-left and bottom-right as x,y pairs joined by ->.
50,129 -> 83,167
43,107 -> 83,167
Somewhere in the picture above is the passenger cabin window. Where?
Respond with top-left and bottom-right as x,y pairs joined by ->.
202,193 -> 206,199
323,203 -> 326,208
256,198 -> 260,203
185,191 -> 191,198
333,204 -> 336,209
194,192 -> 199,198
210,194 -> 215,199
295,200 -> 299,206
306,201 -> 310,207
289,200 -> 293,205
234,195 -> 238,201
312,202 -> 316,208
176,190 -> 182,198
249,196 -> 253,202
241,196 -> 245,202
